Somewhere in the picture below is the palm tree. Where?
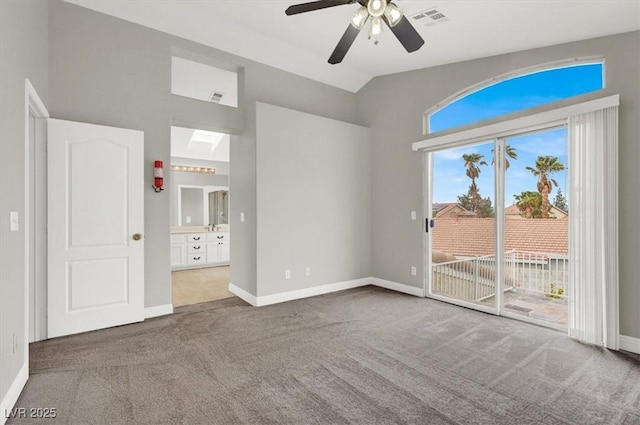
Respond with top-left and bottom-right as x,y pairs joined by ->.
462,153 -> 487,213
491,144 -> 518,170
514,191 -> 541,219
525,156 -> 566,219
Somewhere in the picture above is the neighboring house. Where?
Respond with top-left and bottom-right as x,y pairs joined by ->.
432,202 -> 476,218
432,217 -> 568,257
505,204 -> 568,219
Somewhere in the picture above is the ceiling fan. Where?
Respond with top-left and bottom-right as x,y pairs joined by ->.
285,0 -> 425,64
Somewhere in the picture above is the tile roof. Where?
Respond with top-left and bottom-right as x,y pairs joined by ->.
504,204 -> 568,219
433,202 -> 458,212
432,218 -> 568,257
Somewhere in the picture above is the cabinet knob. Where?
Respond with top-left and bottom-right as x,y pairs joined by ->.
132,233 -> 142,241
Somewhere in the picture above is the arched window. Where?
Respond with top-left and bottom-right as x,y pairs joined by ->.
427,60 -> 604,133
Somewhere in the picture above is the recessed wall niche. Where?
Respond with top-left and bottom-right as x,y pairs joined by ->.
171,52 -> 239,108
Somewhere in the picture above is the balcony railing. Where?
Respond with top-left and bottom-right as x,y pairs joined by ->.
432,250 -> 568,302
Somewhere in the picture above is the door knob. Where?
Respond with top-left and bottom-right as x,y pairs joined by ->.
132,233 -> 142,241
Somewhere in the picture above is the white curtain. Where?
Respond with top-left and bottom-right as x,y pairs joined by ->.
568,105 -> 619,349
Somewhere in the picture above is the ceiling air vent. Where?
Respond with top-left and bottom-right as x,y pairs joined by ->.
411,8 -> 449,27
208,91 -> 224,103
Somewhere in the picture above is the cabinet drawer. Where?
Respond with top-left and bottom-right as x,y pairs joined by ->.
187,233 -> 206,243
170,234 -> 186,244
207,232 -> 230,242
187,254 -> 205,265
188,243 -> 205,254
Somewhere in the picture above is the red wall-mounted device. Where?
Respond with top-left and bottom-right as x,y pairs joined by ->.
152,160 -> 164,193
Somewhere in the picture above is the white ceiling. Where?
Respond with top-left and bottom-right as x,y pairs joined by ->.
171,126 -> 230,162
67,0 -> 640,92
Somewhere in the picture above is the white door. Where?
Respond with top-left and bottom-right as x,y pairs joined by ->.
48,119 -> 144,338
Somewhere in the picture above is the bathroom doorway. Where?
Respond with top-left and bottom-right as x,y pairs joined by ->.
170,125 -> 234,307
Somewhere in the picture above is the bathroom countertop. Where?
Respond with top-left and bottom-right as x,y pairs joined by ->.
170,226 -> 230,234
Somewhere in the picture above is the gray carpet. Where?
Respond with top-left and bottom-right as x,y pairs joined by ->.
9,286 -> 640,424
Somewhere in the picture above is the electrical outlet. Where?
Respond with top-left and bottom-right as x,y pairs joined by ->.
411,211 -> 417,220
305,267 -> 311,276
411,266 -> 417,276
285,269 -> 291,280
240,212 -> 245,222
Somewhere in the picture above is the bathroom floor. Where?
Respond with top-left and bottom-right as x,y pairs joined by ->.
171,266 -> 233,307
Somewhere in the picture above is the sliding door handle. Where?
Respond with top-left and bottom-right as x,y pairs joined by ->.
425,219 -> 435,233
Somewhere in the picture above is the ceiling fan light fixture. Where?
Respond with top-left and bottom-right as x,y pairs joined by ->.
350,6 -> 369,30
367,0 -> 387,18
370,16 -> 383,36
383,2 -> 403,27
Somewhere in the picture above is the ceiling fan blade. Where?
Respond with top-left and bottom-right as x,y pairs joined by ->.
383,15 -> 425,53
328,24 -> 361,64
285,0 -> 354,16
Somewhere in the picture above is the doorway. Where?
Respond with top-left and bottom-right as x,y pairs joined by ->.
170,125 -> 233,307
426,127 -> 569,330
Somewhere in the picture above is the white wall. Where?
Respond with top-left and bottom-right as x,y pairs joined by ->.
256,103 -> 371,296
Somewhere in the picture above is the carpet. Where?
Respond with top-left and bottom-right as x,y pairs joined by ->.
9,286 -> 640,424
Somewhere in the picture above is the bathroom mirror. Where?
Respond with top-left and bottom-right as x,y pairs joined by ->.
177,185 -> 228,227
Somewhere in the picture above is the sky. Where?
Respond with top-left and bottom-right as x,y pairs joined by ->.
429,64 -> 603,208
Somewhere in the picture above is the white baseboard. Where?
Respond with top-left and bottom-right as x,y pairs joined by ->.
619,335 -> 640,354
230,277 -> 426,308
371,278 -> 425,297
228,283 -> 257,306
144,304 -> 173,319
1,362 -> 28,425
255,277 -> 372,307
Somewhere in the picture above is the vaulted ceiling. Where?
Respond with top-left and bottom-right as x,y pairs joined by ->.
66,0 -> 640,92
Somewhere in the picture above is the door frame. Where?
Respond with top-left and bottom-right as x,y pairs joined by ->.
24,79 -> 49,348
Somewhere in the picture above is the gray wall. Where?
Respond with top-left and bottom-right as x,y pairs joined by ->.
256,103 -> 371,296
357,31 -> 640,339
170,171 -> 229,227
0,0 -> 49,407
48,0 -> 361,306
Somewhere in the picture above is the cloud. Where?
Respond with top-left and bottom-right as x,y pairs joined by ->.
511,130 -> 568,159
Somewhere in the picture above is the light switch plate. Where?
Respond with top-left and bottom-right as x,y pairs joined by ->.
411,211 -> 417,220
10,211 -> 19,232
240,212 -> 245,222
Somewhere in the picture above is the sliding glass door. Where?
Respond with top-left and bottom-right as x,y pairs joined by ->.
501,129 -> 569,328
426,128 -> 569,330
428,139 -> 498,313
